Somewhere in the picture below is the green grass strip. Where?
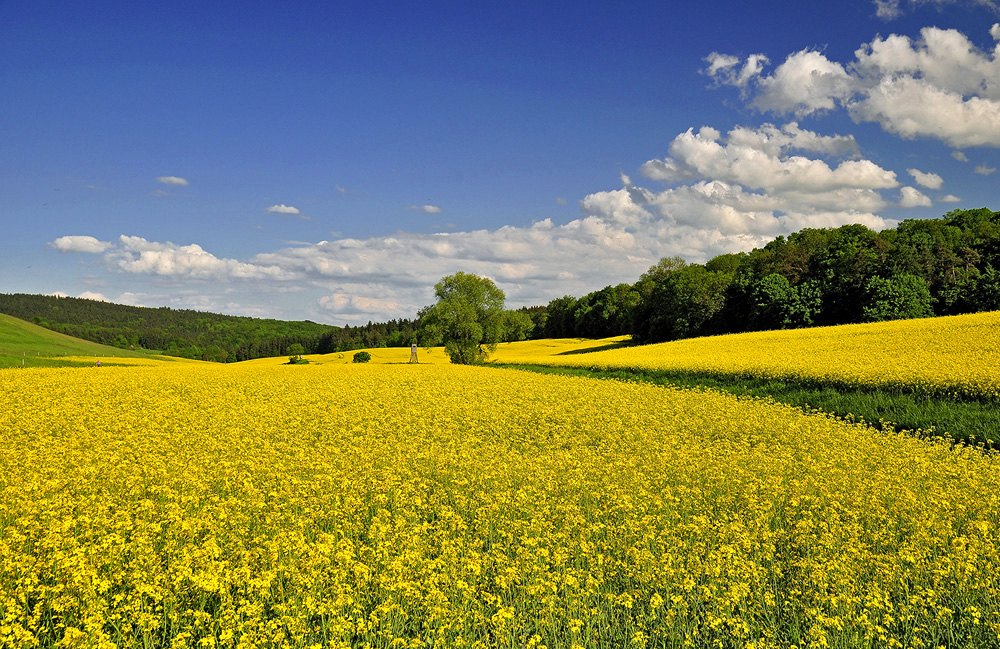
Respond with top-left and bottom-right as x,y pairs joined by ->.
494,363 -> 1000,448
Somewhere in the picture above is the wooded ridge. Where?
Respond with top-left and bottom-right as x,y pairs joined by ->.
0,294 -> 417,362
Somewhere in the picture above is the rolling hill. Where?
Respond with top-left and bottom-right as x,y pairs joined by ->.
0,313 -> 163,368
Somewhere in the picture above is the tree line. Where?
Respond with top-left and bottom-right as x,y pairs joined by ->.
4,207 -> 997,361
0,294 -> 420,362
529,207 -> 1000,344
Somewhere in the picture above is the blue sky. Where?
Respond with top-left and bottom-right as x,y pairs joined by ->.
3,0 -> 999,324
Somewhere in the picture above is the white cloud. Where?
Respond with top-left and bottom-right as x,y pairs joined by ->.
705,25 -> 1000,148
114,290 -> 277,318
875,0 -> 903,18
907,168 -> 944,188
106,235 -> 291,280
318,293 -> 400,318
899,186 -> 933,207
704,52 -> 741,77
77,291 -> 108,302
49,235 -> 113,253
409,204 -> 442,213
242,125 -> 894,320
850,76 -> 1000,148
704,52 -> 769,89
755,51 -> 855,116
640,124 -> 894,196
267,204 -> 301,214
156,176 -> 189,186
953,151 -> 970,162
975,164 -> 998,175
54,159 -> 896,324
875,0 -> 1000,20
940,194 -> 963,202
52,121 -> 909,323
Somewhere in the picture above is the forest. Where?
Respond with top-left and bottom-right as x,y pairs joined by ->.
535,207 -> 1000,343
0,294 -> 418,362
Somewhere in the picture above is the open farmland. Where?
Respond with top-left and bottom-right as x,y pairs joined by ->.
491,311 -> 1000,401
2,356 -> 1000,648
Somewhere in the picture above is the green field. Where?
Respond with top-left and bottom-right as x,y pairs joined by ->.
0,313 -> 161,368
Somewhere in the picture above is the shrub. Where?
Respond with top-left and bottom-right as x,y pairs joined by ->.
353,351 -> 372,363
286,343 -> 306,364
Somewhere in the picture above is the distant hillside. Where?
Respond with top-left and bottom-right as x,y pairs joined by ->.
0,294 -> 417,362
0,313 -> 162,368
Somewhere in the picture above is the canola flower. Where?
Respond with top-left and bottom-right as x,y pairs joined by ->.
240,346 -> 455,367
493,311 -> 1000,400
2,361 -> 999,648
53,356 -> 197,367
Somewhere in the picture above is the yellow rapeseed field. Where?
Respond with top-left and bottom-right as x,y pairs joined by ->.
2,360 -> 999,648
240,347 -> 455,367
493,311 -> 1000,400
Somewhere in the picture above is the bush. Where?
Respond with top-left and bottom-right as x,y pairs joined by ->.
286,343 -> 306,364
353,351 -> 372,363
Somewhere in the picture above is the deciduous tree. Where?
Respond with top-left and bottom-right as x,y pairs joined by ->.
419,273 -> 506,364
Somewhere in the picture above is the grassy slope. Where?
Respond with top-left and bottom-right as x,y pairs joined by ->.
0,313 -> 163,368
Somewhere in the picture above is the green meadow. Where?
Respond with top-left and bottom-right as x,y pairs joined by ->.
0,313 -> 158,368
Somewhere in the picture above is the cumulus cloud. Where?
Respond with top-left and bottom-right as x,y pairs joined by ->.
51,116 -> 908,323
77,291 -> 108,302
50,235 -> 113,254
50,235 -> 286,282
953,151 -> 970,162
267,204 -> 301,215
975,164 -> 998,175
907,168 -> 944,188
640,123 -> 892,196
703,52 -> 769,89
52,161 -> 895,324
54,115 -> 920,323
705,25 -> 1000,148
65,235 -> 294,281
940,194 -> 963,202
409,204 -> 442,213
243,126 -> 895,319
875,0 -> 1000,21
318,293 -> 400,317
875,0 -> 904,18
899,186 -> 934,207
156,176 -> 189,186
704,52 -> 741,77
755,51 -> 854,116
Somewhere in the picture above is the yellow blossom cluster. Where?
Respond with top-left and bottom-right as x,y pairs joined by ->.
494,311 -> 1000,399
240,347 -> 455,367
2,360 -> 999,647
